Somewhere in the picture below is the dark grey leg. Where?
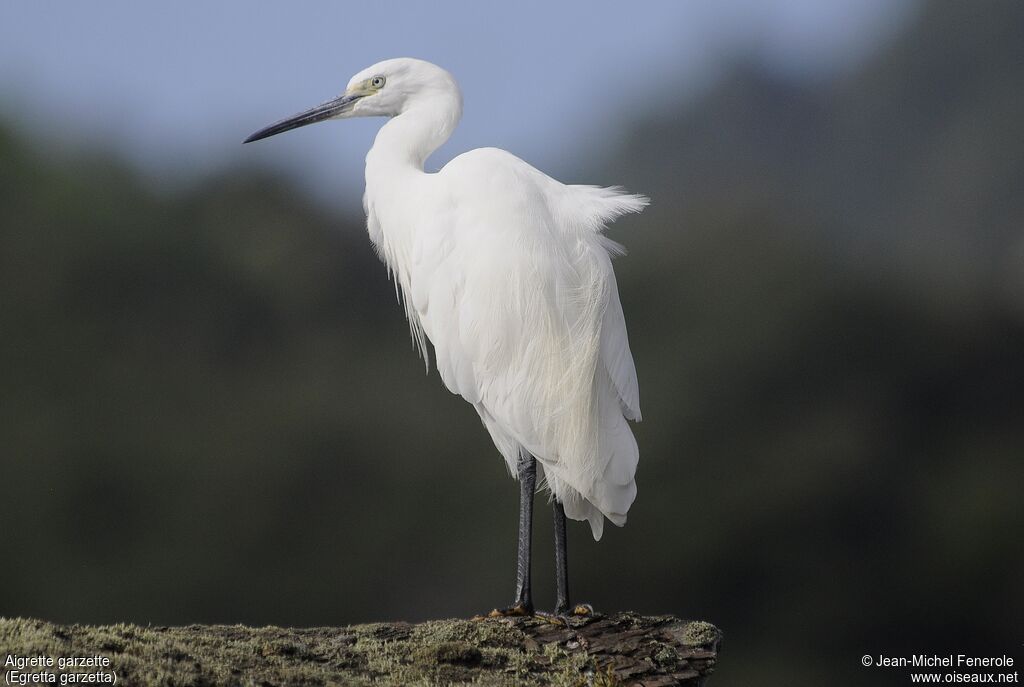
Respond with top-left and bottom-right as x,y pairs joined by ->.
511,454 -> 537,612
553,500 -> 570,614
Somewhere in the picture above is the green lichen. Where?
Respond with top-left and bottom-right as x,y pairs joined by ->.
0,614 -> 719,686
681,619 -> 720,647
652,643 -> 681,668
0,616 -> 568,686
411,617 -> 521,648
541,639 -> 602,687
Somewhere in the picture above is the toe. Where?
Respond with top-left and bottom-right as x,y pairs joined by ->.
486,603 -> 532,618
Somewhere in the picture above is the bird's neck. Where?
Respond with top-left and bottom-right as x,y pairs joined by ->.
362,93 -> 461,291
366,94 -> 461,173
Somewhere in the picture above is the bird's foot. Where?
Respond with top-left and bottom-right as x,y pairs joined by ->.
557,603 -> 594,617
536,603 -> 595,626
534,610 -> 568,626
472,602 -> 533,620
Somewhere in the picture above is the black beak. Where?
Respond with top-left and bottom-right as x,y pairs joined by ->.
243,92 -> 363,144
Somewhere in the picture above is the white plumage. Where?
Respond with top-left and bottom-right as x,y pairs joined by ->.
247,58 -> 645,542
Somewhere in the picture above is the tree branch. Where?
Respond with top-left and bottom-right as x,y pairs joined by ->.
0,612 -> 721,686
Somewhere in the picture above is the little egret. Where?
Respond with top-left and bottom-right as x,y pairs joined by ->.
245,58 -> 645,617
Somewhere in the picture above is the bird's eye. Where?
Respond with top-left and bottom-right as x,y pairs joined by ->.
371,76 -> 386,89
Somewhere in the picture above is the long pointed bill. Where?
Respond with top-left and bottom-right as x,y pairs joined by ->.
243,92 -> 363,143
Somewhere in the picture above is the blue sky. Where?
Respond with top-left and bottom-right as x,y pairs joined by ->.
0,0 -> 916,208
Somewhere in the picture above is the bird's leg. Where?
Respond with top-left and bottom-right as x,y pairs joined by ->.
487,454 -> 536,617
549,500 -> 593,619
553,499 -> 571,615
513,454 -> 537,611
512,454 -> 537,612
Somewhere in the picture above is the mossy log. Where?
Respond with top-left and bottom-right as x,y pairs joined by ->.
0,612 -> 721,686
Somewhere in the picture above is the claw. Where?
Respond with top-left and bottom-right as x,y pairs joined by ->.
535,611 -> 570,626
482,602 -> 533,619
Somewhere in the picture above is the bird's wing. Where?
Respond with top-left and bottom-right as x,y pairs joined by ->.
601,271 -> 641,421
567,189 -> 645,423
409,148 -> 646,538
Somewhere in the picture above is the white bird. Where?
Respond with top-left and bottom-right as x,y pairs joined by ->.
245,58 -> 645,616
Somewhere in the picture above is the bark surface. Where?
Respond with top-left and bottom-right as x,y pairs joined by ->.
0,612 -> 721,686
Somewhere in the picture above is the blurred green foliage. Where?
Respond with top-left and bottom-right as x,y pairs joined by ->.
1,2 -> 1022,685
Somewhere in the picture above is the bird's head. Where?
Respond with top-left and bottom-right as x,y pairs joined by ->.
244,58 -> 460,144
